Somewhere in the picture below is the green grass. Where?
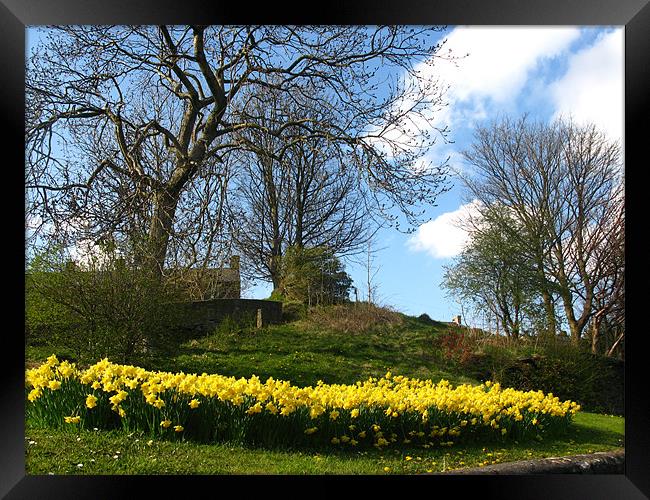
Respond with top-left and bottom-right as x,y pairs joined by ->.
143,314 -> 477,388
25,412 -> 623,475
25,304 -> 625,474
27,312 -> 476,386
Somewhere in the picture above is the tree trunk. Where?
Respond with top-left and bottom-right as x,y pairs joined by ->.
146,188 -> 180,279
541,289 -> 557,338
590,309 -> 606,354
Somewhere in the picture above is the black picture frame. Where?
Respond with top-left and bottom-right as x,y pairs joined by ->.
4,1 -> 648,497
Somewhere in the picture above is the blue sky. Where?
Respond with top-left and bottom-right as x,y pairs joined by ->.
243,26 -> 624,323
26,27 -> 624,323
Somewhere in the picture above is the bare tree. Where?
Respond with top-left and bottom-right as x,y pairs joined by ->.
588,193 -> 624,356
26,25 -> 454,278
226,85 -> 375,289
460,116 -> 623,344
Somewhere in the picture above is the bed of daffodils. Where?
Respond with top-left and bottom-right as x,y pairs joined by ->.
26,355 -> 580,450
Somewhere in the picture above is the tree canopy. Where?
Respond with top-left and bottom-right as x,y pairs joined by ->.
26,25 -> 453,278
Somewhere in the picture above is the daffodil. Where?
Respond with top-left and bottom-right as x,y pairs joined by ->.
85,394 -> 98,409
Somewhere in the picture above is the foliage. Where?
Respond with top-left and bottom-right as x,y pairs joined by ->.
27,356 -> 580,451
276,246 -> 352,306
431,330 -> 624,416
442,204 -> 548,339
496,345 -> 624,416
25,245 -> 184,365
460,115 -> 623,345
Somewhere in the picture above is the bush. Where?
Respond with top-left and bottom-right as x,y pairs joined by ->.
431,331 -> 624,416
496,346 -> 624,416
280,301 -> 307,322
26,245 -> 184,365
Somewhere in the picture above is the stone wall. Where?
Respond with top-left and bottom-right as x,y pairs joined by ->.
173,298 -> 283,337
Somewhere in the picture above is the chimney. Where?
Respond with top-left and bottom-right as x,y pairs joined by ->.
230,255 -> 240,270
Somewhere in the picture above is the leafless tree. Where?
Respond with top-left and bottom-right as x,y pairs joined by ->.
460,116 -> 623,344
587,192 -> 624,356
226,85 -> 377,289
26,25 -> 454,279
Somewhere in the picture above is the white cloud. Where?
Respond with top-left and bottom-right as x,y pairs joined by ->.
407,200 -> 482,259
380,27 -> 582,169
424,26 -> 582,129
549,29 -> 623,140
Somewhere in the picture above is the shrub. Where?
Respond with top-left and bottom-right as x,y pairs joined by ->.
431,331 -> 623,415
25,245 -> 184,365
280,300 -> 307,322
496,346 -> 624,416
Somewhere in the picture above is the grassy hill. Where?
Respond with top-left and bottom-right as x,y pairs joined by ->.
24,302 -> 625,475
27,303 -> 477,387
153,305 -> 479,388
26,302 -> 623,415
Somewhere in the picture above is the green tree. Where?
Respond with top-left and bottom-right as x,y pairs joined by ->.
275,246 -> 352,307
442,205 -> 545,339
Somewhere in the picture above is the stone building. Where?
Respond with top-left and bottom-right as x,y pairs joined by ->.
167,256 -> 241,301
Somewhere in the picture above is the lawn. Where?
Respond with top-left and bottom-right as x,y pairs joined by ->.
24,412 -> 624,475
24,305 -> 625,474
